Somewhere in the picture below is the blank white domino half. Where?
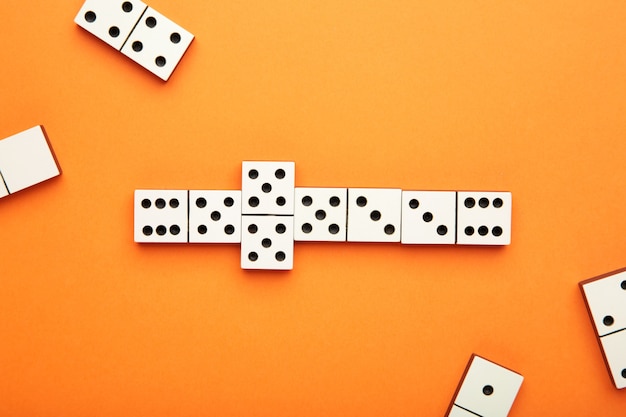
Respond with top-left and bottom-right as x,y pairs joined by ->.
456,192 -> 512,245
0,125 -> 61,197
134,189 -> 188,243
580,267 -> 626,389
446,354 -> 523,417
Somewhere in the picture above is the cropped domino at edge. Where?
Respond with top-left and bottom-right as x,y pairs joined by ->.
74,0 -> 194,81
580,267 -> 626,389
0,126 -> 61,198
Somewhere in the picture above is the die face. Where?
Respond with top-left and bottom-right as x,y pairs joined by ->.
74,0 -> 148,50
599,330 -> 626,389
120,7 -> 194,81
456,192 -> 512,245
294,188 -> 347,241
453,355 -> 523,417
0,126 -> 60,194
581,269 -> 626,337
134,190 -> 188,243
241,216 -> 294,270
346,188 -> 401,242
188,190 -> 241,243
241,161 -> 295,215
401,191 -> 456,244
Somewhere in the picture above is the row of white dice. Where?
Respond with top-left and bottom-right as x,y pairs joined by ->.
134,188 -> 511,245
74,0 -> 194,81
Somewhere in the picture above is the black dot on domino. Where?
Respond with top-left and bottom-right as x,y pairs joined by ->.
142,226 -> 153,236
478,226 -> 489,236
357,196 -> 367,207
170,33 -> 181,44
302,196 -> 313,206
329,196 -> 340,207
384,224 -> 395,235
155,56 -> 166,67
211,211 -> 221,221
465,226 -> 475,236
156,225 -> 167,235
482,385 -> 494,396
248,224 -> 258,234
302,223 -> 313,233
85,11 -> 96,22
224,225 -> 235,235
198,225 -> 207,235
370,210 -> 381,221
493,198 -> 503,208
621,280 -> 626,290
422,212 -> 433,222
249,197 -> 259,207
141,199 -> 151,208
315,210 -> 326,220
276,196 -> 286,206
464,198 -> 475,208
603,316 -> 615,326
224,197 -> 234,207
275,251 -> 286,261
169,199 -> 179,208
249,169 -> 259,179
109,27 -> 120,37
409,199 -> 419,209
329,224 -> 339,234
262,183 -> 272,193
122,2 -> 133,12
276,223 -> 286,234
492,226 -> 503,236
262,238 -> 272,248
437,225 -> 448,235
155,198 -> 166,209
275,169 -> 285,179
196,198 -> 207,208
170,225 -> 180,235
146,16 -> 157,28
479,198 -> 489,208
132,41 -> 143,52
248,252 -> 258,261
622,369 -> 626,379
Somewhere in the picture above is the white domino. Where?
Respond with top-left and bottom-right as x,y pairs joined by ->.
242,161 -> 295,215
446,355 -> 523,417
134,189 -> 188,243
580,268 -> 626,389
241,215 -> 294,270
401,191 -> 456,244
294,187 -> 347,241
347,188 -> 401,242
120,6 -> 194,81
74,0 -> 148,50
189,190 -> 241,243
456,192 -> 512,245
0,126 -> 60,197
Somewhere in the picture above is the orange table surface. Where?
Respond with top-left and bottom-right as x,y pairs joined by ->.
1,0 -> 625,415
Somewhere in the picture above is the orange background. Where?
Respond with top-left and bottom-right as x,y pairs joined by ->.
1,0 -> 625,415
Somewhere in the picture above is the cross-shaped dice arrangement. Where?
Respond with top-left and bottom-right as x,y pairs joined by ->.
134,161 -> 513,270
